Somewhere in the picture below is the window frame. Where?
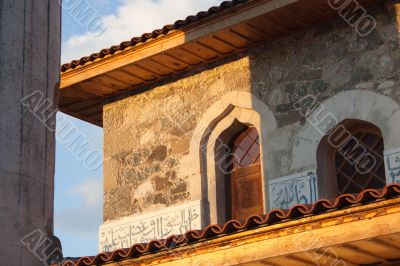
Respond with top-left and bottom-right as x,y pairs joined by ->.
320,120 -> 385,197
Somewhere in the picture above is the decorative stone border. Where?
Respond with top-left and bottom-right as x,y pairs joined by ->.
290,90 -> 400,176
268,170 -> 318,210
99,200 -> 203,252
384,148 -> 400,184
179,90 -> 277,224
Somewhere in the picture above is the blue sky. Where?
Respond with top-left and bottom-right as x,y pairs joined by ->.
57,0 -> 223,257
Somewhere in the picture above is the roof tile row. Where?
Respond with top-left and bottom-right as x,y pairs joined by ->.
61,183 -> 400,266
61,0 -> 250,72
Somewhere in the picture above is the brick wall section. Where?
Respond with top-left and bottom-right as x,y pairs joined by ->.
103,5 -> 400,221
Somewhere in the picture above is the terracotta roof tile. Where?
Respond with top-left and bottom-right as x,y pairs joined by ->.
60,183 -> 400,266
60,0 -> 250,72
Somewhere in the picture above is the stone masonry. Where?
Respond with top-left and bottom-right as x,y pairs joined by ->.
103,5 -> 400,222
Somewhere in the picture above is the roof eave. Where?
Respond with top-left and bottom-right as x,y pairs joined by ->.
59,0 -> 384,126
105,197 -> 400,265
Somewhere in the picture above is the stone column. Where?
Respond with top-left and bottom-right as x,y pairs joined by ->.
0,1 -> 61,265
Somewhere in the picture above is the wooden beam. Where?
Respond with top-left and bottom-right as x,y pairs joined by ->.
212,35 -> 244,50
229,28 -> 258,43
134,62 -> 169,77
371,238 -> 400,252
312,249 -> 358,266
179,47 -> 208,62
163,52 -> 197,67
196,40 -> 232,56
245,22 -> 272,38
341,243 -> 387,261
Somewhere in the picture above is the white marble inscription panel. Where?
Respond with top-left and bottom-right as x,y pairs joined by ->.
269,170 -> 318,210
99,200 -> 202,252
384,148 -> 400,184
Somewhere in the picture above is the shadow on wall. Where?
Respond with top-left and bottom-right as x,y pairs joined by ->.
191,3 -> 400,225
243,3 -> 400,218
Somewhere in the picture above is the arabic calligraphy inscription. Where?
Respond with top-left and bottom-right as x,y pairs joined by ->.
269,170 -> 318,210
99,200 -> 202,252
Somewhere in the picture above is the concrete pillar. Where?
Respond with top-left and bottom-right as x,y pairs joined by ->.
0,1 -> 61,265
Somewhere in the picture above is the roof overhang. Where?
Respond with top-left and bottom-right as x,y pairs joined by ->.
105,198 -> 400,265
59,0 -> 384,126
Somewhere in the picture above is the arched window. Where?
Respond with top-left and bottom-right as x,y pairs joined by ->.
317,119 -> 386,197
226,126 -> 263,220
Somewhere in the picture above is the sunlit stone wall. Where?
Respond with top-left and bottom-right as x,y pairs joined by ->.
103,4 -> 400,227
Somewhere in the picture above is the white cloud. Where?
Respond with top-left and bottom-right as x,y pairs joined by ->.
55,177 -> 103,237
70,178 -> 103,206
62,0 -> 223,63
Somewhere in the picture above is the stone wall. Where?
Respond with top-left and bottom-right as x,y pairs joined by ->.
103,5 -> 400,222
103,57 -> 251,221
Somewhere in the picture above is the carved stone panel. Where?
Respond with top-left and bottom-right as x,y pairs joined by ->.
99,200 -> 202,252
268,170 -> 318,210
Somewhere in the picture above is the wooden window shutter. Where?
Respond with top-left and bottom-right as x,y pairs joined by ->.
229,127 -> 263,221
231,164 -> 263,220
